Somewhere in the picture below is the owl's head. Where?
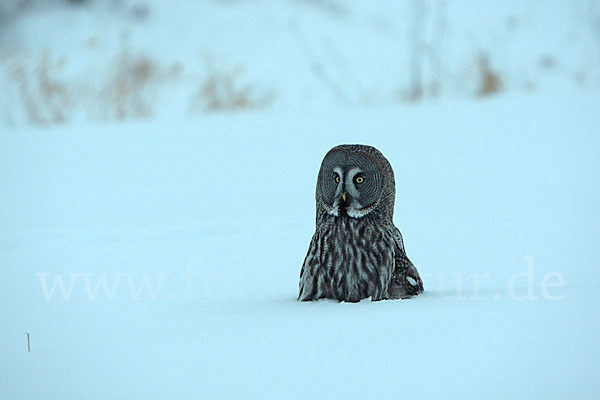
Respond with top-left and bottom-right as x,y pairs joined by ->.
317,144 -> 395,220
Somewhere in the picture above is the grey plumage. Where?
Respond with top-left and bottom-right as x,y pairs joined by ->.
298,144 -> 423,302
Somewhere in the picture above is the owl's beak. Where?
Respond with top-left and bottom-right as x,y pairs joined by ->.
342,193 -> 347,202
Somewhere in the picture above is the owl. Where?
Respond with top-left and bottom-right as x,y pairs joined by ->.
298,144 -> 424,302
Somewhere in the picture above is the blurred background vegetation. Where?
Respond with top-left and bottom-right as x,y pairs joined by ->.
1,0 -> 599,127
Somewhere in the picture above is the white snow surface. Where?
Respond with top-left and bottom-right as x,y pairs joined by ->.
2,91 -> 599,399
1,1 -> 600,399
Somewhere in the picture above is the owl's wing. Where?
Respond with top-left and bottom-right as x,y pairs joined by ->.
387,227 -> 424,299
298,232 -> 321,301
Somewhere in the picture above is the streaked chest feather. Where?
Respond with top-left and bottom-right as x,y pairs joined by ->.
299,216 -> 394,302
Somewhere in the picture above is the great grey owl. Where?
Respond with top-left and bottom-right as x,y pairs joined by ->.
298,144 -> 424,302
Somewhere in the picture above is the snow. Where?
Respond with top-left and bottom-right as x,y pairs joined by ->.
2,91 -> 599,399
1,1 -> 600,399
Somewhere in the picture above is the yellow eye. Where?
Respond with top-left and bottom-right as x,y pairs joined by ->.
334,174 -> 340,183
355,175 -> 365,184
